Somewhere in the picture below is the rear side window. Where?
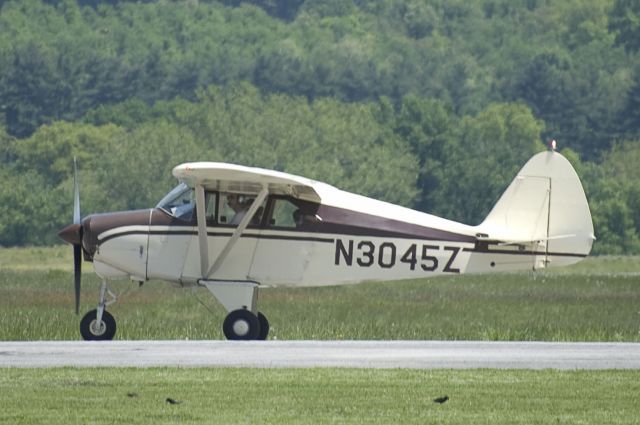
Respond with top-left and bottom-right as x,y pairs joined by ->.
270,198 -> 298,228
267,197 -> 321,229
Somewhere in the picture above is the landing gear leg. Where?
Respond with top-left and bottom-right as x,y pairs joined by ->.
80,279 -> 117,341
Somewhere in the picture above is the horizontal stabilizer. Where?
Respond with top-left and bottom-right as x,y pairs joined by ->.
495,233 -> 578,246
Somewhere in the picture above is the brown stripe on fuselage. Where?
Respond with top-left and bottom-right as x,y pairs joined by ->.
83,209 -> 152,256
315,204 -> 476,243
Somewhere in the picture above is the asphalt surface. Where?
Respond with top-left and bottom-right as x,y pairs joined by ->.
1,340 -> 639,369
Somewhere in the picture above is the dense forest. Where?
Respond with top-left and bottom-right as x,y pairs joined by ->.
0,0 -> 639,254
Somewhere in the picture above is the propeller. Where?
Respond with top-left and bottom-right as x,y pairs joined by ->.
73,243 -> 82,314
72,157 -> 81,315
57,157 -> 86,314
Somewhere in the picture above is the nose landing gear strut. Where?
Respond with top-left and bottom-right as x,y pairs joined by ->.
79,279 -> 117,341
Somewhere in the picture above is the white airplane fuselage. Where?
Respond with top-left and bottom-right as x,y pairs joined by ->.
86,151 -> 593,288
88,195 -> 586,288
93,211 -> 481,287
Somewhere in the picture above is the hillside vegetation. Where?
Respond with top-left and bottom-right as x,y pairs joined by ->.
1,0 -> 639,253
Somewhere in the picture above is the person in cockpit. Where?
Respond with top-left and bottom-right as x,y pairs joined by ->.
227,194 -> 250,225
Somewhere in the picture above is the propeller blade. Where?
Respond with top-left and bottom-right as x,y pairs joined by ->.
73,156 -> 80,225
73,243 -> 82,315
73,156 -> 81,314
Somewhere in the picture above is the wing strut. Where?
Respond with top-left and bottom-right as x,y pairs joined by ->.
205,186 -> 268,279
195,185 -> 209,276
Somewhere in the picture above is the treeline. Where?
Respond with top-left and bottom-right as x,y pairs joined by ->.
0,0 -> 639,254
2,84 -> 638,253
3,0 -> 640,154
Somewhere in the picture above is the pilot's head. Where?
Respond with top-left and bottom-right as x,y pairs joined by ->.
227,194 -> 250,211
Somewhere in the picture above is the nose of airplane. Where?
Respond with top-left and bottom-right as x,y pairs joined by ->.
57,216 -> 98,260
58,223 -> 82,246
60,209 -> 153,259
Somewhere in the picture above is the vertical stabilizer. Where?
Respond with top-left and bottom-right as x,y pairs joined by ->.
476,151 -> 594,267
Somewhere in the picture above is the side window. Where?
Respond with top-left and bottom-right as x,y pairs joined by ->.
205,192 -> 217,224
219,193 -> 265,226
219,193 -> 235,224
269,199 -> 299,228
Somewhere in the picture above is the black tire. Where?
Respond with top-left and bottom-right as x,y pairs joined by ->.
80,309 -> 116,341
223,309 -> 260,340
257,312 -> 270,340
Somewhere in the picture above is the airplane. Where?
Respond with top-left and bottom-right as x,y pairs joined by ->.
58,146 -> 594,341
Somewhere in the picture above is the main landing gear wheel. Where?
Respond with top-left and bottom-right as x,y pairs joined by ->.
80,309 -> 116,341
222,310 -> 270,340
223,309 -> 259,340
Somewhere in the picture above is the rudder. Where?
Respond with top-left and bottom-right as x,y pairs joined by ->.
476,151 -> 594,267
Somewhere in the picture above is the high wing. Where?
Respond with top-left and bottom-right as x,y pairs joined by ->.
172,162 -> 324,203
173,162 -> 477,237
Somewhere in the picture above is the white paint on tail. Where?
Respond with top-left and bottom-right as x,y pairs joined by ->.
476,151 -> 594,267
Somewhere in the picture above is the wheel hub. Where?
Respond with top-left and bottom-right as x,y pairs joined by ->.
89,319 -> 106,336
232,319 -> 250,336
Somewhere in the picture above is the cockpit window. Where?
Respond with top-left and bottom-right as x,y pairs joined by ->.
156,183 -> 195,221
267,197 -> 321,229
269,198 -> 298,228
219,193 -> 265,226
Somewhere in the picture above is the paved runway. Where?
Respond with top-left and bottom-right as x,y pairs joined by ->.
1,340 -> 639,369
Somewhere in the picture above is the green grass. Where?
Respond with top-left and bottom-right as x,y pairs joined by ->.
0,246 -> 639,341
2,368 -> 640,425
2,248 -> 640,425
0,245 -> 72,271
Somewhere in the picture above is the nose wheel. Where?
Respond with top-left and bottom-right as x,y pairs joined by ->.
80,279 -> 117,341
80,308 -> 116,340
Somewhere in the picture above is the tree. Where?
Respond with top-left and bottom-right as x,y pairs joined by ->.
0,166 -> 67,246
426,102 -> 545,224
609,0 -> 640,53
581,140 -> 640,254
9,121 -> 125,186
393,95 -> 454,212
181,83 -> 419,205
94,121 -> 208,212
618,65 -> 640,141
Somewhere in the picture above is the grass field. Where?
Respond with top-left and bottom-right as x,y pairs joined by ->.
1,246 -> 640,424
0,246 -> 638,341
2,368 -> 640,425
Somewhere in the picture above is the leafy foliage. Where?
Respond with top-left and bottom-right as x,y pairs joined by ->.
0,0 -> 638,253
583,141 -> 640,254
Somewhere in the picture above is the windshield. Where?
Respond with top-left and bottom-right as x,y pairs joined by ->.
156,183 -> 195,220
